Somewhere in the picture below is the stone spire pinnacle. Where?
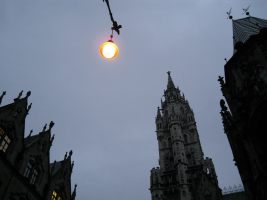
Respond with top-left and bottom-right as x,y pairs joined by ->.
71,184 -> 77,200
156,107 -> 161,119
167,71 -> 175,90
0,91 -> 6,105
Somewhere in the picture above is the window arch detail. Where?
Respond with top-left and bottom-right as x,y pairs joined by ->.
0,127 -> 11,152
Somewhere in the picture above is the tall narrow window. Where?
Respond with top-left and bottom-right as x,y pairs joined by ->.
30,169 -> 38,184
24,161 -> 39,184
24,162 -> 33,178
0,127 -> 11,152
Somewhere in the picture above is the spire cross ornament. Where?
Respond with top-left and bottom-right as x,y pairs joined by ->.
242,5 -> 251,16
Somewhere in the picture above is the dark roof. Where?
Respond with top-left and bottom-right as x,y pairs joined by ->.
233,16 -> 267,47
50,161 -> 63,176
24,134 -> 40,148
50,157 -> 72,177
24,131 -> 50,149
0,97 -> 28,114
223,191 -> 248,200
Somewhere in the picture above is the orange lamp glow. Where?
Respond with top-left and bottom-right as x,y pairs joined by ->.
99,40 -> 119,60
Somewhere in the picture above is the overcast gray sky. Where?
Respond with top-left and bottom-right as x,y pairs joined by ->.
1,0 -> 267,200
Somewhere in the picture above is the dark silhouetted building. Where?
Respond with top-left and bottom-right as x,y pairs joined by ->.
219,15 -> 267,200
223,192 -> 248,200
0,91 -> 77,200
150,72 -> 222,200
222,185 -> 247,200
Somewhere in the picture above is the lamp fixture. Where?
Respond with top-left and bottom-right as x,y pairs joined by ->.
99,0 -> 122,61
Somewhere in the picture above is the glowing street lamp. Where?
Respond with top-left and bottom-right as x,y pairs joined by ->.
100,0 -> 122,61
99,38 -> 119,60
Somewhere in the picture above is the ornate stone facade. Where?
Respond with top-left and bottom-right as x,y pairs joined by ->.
150,72 -> 222,200
219,16 -> 267,200
0,91 -> 77,200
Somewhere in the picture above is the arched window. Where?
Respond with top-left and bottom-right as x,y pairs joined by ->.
0,127 -> 11,152
30,168 -> 38,184
23,160 -> 39,185
24,162 -> 33,178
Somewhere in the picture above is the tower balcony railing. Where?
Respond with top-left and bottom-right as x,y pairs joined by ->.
222,184 -> 244,195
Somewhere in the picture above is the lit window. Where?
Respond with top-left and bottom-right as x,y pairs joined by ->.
0,127 -> 11,152
52,191 -> 62,200
52,191 -> 57,200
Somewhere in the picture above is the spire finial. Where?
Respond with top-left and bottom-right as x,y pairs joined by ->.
27,103 -> 32,115
50,134 -> 55,146
42,123 -> 47,132
242,5 -> 250,16
0,91 -> 6,105
28,129 -> 33,137
71,184 -> 77,200
15,90 -> 23,101
68,150 -> 73,159
26,91 -> 31,98
71,161 -> 74,172
227,8 -> 233,20
167,71 -> 175,89
49,121 -> 55,130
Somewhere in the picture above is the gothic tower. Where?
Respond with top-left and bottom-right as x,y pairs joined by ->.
150,72 -> 222,200
219,15 -> 267,200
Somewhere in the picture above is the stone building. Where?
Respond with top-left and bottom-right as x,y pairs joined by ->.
150,72 -> 222,200
221,185 -> 247,200
0,91 -> 77,200
219,15 -> 267,200
223,192 -> 247,200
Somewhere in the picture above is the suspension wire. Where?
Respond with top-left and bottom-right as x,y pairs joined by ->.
102,0 -> 122,35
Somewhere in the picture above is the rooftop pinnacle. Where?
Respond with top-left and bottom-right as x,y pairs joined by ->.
167,71 -> 175,90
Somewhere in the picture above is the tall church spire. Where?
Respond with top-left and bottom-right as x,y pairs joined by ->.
150,73 -> 222,200
167,71 -> 175,90
164,72 -> 181,103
